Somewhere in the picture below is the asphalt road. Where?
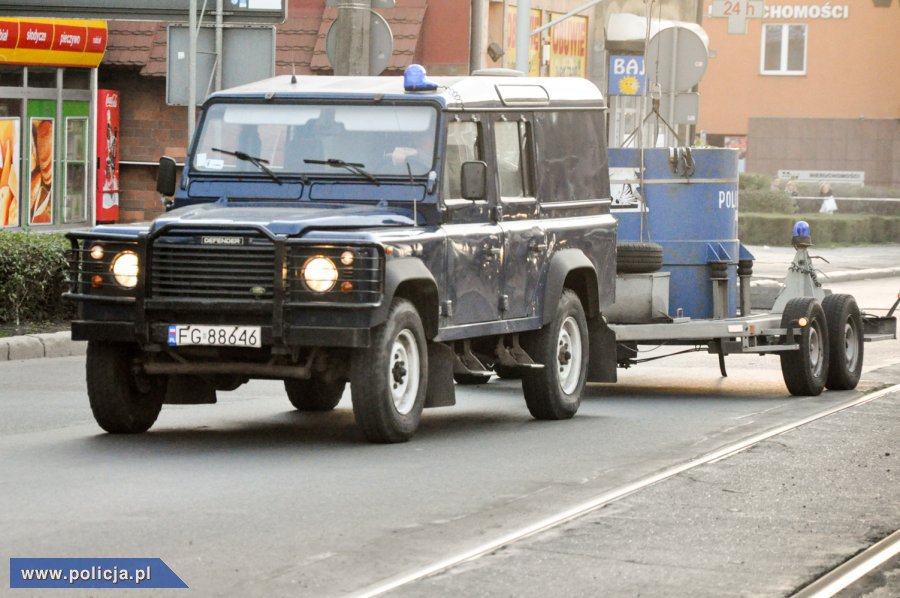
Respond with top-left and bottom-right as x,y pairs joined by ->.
1,278 -> 897,596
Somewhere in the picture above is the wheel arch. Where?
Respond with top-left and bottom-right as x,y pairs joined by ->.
541,250 -> 600,325
374,258 -> 440,339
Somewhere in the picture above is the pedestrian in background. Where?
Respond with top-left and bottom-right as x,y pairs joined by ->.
819,183 -> 838,214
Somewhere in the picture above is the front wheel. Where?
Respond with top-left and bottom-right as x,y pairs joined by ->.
520,289 -> 588,420
779,297 -> 829,396
351,299 -> 428,443
822,294 -> 864,391
86,341 -> 166,433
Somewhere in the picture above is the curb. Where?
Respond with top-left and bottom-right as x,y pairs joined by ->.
0,331 -> 86,362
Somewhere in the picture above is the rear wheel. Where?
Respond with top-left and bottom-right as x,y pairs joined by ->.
351,299 -> 428,443
521,290 -> 588,420
822,294 -> 864,391
86,341 -> 166,433
284,377 -> 345,411
779,298 -> 829,396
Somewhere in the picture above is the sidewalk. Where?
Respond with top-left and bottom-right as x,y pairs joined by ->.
2,244 -> 898,362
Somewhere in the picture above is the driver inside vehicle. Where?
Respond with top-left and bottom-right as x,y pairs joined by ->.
386,130 -> 434,174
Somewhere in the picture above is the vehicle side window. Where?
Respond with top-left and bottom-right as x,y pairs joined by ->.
493,120 -> 534,198
443,121 -> 482,199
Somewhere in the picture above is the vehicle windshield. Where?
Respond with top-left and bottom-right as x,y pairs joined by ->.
193,103 -> 438,178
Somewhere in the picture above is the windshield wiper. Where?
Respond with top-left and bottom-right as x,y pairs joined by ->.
211,147 -> 283,184
304,158 -> 380,186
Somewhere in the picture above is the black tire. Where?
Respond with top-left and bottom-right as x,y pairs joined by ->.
779,297 -> 830,396
822,294 -> 864,391
351,298 -> 428,443
616,242 -> 664,274
454,373 -> 491,385
86,341 -> 166,433
493,364 -> 521,380
520,289 -> 588,419
284,377 -> 346,411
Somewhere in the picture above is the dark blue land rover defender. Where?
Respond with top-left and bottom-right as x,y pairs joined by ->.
66,66 -> 618,442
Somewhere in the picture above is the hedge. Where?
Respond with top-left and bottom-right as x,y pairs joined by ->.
0,231 -> 73,326
738,213 -> 900,246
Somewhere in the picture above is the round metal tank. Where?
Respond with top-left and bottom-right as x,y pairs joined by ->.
610,147 -> 742,319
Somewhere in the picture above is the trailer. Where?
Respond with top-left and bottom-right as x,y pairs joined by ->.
604,146 -> 896,396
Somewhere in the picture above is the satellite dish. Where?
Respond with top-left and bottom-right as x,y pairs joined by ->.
326,10 -> 394,76
646,25 -> 709,92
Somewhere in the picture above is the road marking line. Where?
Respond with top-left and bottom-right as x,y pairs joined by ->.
792,528 -> 900,598
353,383 -> 900,598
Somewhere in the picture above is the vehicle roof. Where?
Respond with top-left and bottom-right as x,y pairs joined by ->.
207,74 -> 606,110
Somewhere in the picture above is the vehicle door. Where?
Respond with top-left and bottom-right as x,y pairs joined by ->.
490,114 -> 546,320
441,117 -> 504,325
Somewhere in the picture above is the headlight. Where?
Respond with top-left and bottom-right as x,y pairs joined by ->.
111,251 -> 139,288
302,256 -> 338,293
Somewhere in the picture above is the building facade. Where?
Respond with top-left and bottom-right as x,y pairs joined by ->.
698,0 -> 900,185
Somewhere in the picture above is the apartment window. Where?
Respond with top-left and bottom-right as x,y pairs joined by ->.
761,23 -> 807,75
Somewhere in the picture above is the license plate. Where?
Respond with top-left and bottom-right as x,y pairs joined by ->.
167,325 -> 261,348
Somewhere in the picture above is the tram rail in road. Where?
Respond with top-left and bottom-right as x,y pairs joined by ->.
355,383 -> 900,598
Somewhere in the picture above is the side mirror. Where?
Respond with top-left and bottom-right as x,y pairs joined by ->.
460,161 -> 487,201
156,156 -> 177,197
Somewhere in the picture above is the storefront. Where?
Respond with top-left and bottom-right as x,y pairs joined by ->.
0,17 -> 112,230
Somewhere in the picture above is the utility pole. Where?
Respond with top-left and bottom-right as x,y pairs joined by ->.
470,0 -> 489,73
188,0 -> 197,140
515,0 -> 530,74
334,0 -> 372,75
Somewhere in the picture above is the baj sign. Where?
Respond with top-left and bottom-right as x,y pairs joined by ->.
0,18 -> 107,68
608,55 -> 645,96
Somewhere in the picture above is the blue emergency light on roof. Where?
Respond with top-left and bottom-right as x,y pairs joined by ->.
404,64 -> 438,92
793,220 -> 810,237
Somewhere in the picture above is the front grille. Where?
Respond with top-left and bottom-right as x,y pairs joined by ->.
151,235 -> 276,300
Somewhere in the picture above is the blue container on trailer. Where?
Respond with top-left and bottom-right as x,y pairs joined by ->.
609,147 -> 752,319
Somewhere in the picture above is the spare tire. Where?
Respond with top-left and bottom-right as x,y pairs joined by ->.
617,242 -> 664,274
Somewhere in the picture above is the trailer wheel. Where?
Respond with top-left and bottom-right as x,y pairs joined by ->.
86,341 -> 166,433
494,364 -> 521,380
350,298 -> 427,443
454,373 -> 491,385
616,242 -> 664,274
779,297 -> 829,396
284,377 -> 346,411
521,289 -> 588,419
822,294 -> 864,391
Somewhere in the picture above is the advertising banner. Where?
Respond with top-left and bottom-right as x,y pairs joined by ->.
609,55 -> 645,96
0,18 -> 107,68
0,118 -> 20,227
96,89 -> 120,222
29,117 -> 53,225
548,12 -> 588,78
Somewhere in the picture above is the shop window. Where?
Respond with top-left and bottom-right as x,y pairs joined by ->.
26,68 -> 58,88
493,120 -> 533,198
761,24 -> 807,75
63,70 -> 90,90
64,117 -> 88,223
0,66 -> 23,88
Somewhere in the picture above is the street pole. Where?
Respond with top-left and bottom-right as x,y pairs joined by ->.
470,0 -> 488,73
334,0 -> 372,75
515,0 -> 530,74
215,0 -> 223,91
188,0 -> 197,141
